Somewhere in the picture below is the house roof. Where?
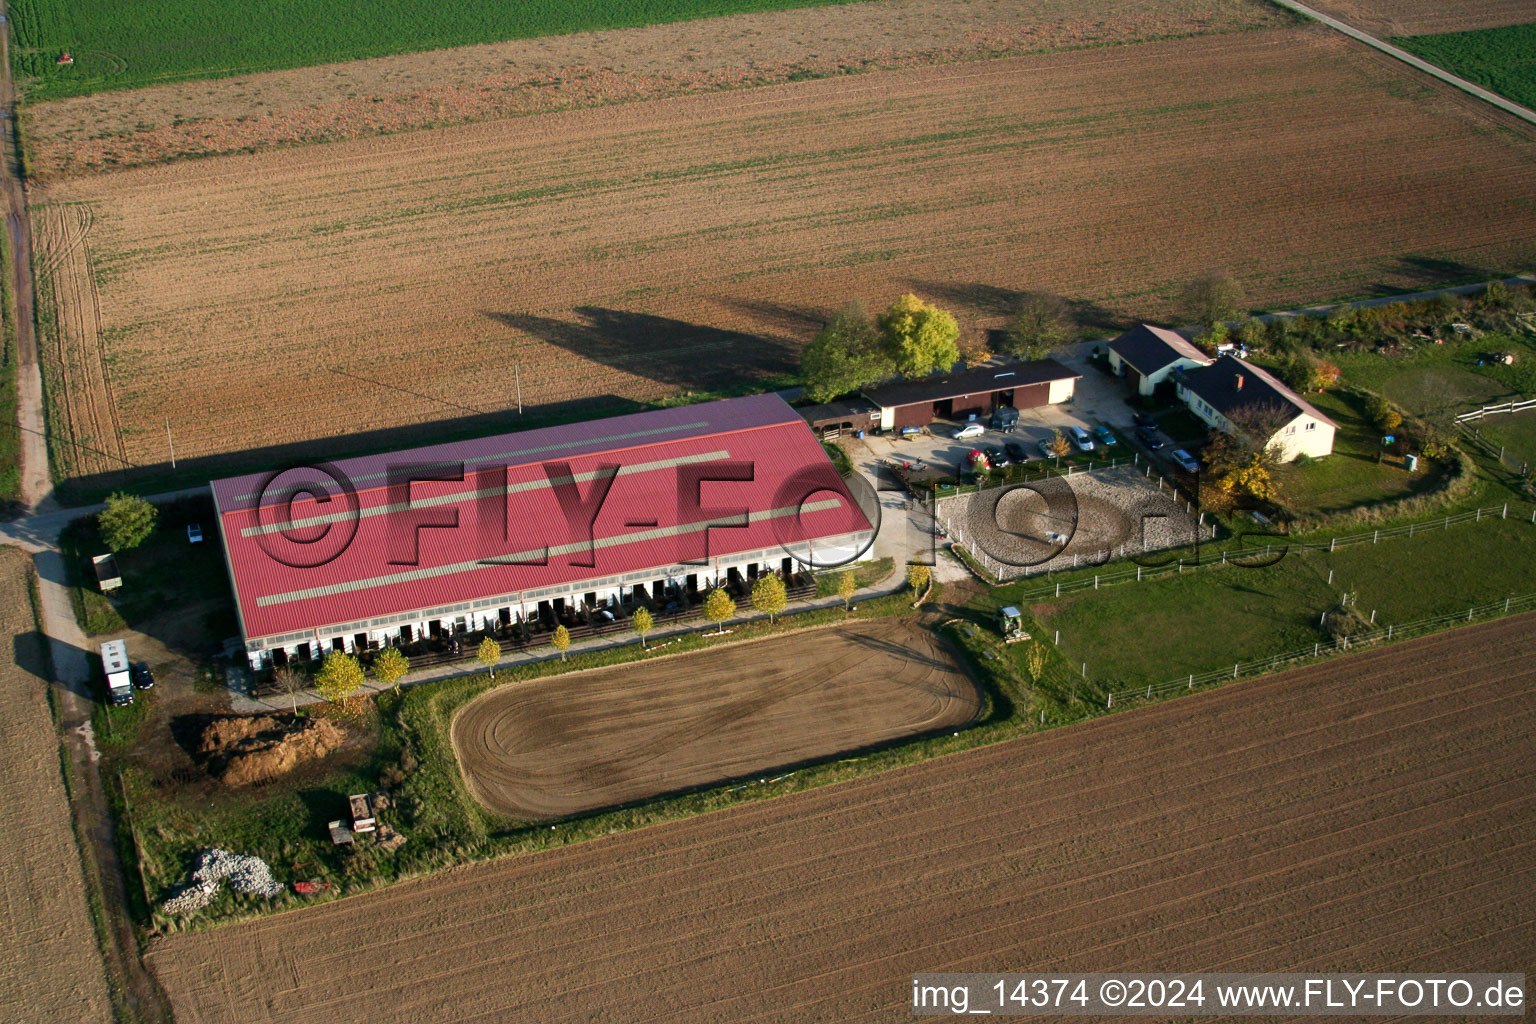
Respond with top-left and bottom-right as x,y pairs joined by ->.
212,393 -> 872,642
861,359 -> 1079,410
1107,324 -> 1211,376
1180,355 -> 1339,431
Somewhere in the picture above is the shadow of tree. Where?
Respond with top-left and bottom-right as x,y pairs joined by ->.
486,306 -> 799,393
900,279 -> 1127,335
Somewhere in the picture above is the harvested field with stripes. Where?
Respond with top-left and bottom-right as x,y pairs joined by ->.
37,26 -> 1536,490
145,613 -> 1536,1022
1303,0 -> 1536,35
451,619 -> 980,820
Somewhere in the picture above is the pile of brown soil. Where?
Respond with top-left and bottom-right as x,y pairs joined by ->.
193,715 -> 346,787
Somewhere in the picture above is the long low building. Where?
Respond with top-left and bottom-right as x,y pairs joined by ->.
213,394 -> 874,668
861,358 -> 1080,431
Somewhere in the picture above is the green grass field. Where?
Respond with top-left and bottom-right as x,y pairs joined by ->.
1400,24 -> 1536,111
1329,332 -> 1535,420
1275,389 -> 1434,514
10,0 -> 859,100
1468,410 -> 1536,468
1018,515 -> 1536,689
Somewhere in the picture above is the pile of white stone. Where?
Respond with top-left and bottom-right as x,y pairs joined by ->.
161,848 -> 285,915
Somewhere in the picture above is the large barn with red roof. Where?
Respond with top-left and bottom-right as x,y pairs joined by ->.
212,394 -> 875,668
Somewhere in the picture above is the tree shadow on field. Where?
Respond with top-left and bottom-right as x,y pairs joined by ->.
485,307 -> 798,393
901,279 -> 1127,335
707,296 -> 829,339
1363,255 -> 1497,297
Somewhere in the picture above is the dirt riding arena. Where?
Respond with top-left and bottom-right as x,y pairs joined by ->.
21,0 -> 1289,177
146,613 -> 1536,1021
37,27 -> 1536,486
0,549 -> 112,1023
1304,0 -> 1536,35
452,619 -> 980,820
939,464 -> 1198,578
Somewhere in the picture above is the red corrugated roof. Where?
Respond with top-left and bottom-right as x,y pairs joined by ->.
214,395 -> 872,642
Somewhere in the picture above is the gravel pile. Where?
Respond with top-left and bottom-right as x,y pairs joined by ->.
161,848 -> 285,915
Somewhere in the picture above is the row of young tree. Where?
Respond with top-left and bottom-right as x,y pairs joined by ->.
800,292 -> 1075,403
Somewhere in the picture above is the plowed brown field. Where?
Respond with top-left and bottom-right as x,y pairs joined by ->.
452,620 -> 979,819
43,27 -> 1536,486
146,613 -> 1536,1023
1304,0 -> 1536,35
22,0 -> 1290,177
0,547 -> 112,1023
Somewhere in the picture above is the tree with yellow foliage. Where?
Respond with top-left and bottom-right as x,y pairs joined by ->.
878,294 -> 961,378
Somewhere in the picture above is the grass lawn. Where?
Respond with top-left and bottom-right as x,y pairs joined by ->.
1275,389 -> 1439,514
1468,410 -> 1536,469
815,556 -> 894,598
1399,24 -> 1536,110
12,0 -> 862,100
1023,558 -> 1338,688
1152,408 -> 1209,444
1327,516 -> 1536,623
1329,332 -> 1535,420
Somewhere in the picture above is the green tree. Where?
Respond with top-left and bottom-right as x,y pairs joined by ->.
1279,352 -> 1318,393
314,651 -> 365,706
631,605 -> 654,649
750,573 -> 788,624
372,647 -> 410,693
799,302 -> 892,403
477,636 -> 502,678
906,563 -> 930,593
1234,317 -> 1267,351
878,294 -> 961,378
1003,292 -> 1072,361
98,492 -> 157,551
1182,270 -> 1246,328
551,624 -> 570,662
703,587 -> 735,634
836,568 -> 857,611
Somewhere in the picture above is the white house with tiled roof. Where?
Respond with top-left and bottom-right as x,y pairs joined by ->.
1177,355 -> 1338,462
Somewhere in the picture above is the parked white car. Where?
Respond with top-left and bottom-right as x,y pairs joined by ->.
952,423 -> 986,440
187,523 -> 204,543
1069,426 -> 1095,452
1170,449 -> 1200,473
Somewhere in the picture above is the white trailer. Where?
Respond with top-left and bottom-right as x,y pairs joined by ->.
100,639 -> 133,706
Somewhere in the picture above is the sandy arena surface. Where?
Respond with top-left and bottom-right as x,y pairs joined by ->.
35,28 -> 1536,488
146,612 -> 1536,1022
939,464 -> 1199,578
452,619 -> 980,819
0,548 -> 112,1023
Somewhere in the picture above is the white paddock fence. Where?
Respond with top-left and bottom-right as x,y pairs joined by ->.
1105,591 -> 1536,708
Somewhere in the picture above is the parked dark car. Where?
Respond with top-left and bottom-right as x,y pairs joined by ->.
1135,425 -> 1165,450
1004,440 -> 1030,464
1132,411 -> 1157,428
131,662 -> 155,690
985,445 -> 1011,468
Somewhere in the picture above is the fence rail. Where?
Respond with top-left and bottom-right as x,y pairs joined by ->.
1105,591 -> 1536,707
1008,502 -> 1528,600
1454,398 -> 1536,423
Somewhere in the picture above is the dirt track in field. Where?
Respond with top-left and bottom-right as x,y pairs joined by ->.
1303,0 -> 1536,35
21,0 -> 1289,177
146,612 -> 1536,1023
452,620 -> 980,820
41,27 -> 1536,486
0,548 -> 112,1023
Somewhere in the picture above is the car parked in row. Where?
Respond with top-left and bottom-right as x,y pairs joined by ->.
952,422 -> 986,440
985,445 -> 1011,468
1004,440 -> 1030,464
1092,425 -> 1118,447
1069,426 -> 1095,452
131,662 -> 155,690
1170,449 -> 1200,473
1135,425 -> 1165,450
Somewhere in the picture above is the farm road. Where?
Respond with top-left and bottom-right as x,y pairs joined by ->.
1275,0 -> 1536,125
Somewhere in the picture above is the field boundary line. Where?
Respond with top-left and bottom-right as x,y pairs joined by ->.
1271,0 -> 1536,126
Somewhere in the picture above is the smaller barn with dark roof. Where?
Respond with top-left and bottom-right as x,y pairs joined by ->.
861,359 -> 1080,431
1106,324 -> 1212,396
1177,355 -> 1338,461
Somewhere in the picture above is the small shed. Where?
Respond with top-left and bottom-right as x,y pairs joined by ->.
349,793 -> 376,833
